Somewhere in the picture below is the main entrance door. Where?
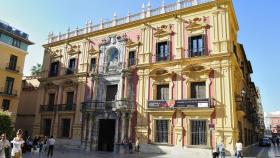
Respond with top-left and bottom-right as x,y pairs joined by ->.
98,119 -> 116,151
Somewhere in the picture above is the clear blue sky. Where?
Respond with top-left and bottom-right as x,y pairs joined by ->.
0,0 -> 279,113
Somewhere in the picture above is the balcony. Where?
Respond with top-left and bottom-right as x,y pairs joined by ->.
49,71 -> 58,77
65,68 -> 76,75
5,64 -> 20,73
188,48 -> 207,58
0,87 -> 17,97
147,98 -> 215,109
174,98 -> 215,108
156,55 -> 170,62
40,104 -> 76,112
81,99 -> 134,112
58,104 -> 76,111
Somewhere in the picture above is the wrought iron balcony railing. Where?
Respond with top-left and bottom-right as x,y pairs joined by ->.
147,98 -> 215,108
5,64 -> 20,73
174,98 -> 215,108
0,87 -> 17,97
81,99 -> 134,112
40,104 -> 76,112
188,48 -> 207,58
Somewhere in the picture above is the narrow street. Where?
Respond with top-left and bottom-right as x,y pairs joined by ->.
243,145 -> 280,158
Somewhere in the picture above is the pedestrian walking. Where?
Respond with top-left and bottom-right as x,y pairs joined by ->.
272,137 -> 276,146
11,129 -> 25,158
218,140 -> 225,158
276,137 -> 280,146
47,136 -> 55,157
128,139 -> 133,154
43,136 -> 48,153
135,137 -> 140,152
0,133 -> 11,158
235,140 -> 243,158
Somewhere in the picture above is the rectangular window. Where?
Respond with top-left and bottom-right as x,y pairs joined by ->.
189,35 -> 205,57
67,58 -> 76,74
2,99 -> 10,111
66,92 -> 74,106
155,120 -> 169,143
156,41 -> 169,61
43,119 -> 52,136
157,85 -> 169,100
191,82 -> 206,99
8,55 -> 18,71
191,120 -> 207,145
106,85 -> 118,101
90,58 -> 96,71
48,93 -> 55,105
12,38 -> 21,48
61,118 -> 71,138
4,77 -> 14,95
128,51 -> 135,66
49,61 -> 59,77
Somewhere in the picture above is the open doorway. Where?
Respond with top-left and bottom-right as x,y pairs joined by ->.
98,119 -> 116,151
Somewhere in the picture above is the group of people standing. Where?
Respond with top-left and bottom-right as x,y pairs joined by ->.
213,139 -> 243,158
0,129 -> 55,158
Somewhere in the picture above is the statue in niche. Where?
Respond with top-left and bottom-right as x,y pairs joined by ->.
108,47 -> 119,67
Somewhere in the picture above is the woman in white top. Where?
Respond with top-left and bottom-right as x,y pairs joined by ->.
235,140 -> 243,158
11,129 -> 24,158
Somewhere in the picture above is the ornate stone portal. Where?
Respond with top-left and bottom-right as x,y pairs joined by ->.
80,34 -> 136,152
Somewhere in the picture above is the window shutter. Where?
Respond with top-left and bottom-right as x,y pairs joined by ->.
202,34 -> 206,55
167,41 -> 170,60
188,37 -> 192,57
156,42 -> 159,61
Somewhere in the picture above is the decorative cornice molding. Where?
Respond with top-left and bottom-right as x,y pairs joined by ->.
185,17 -> 210,32
154,24 -> 174,38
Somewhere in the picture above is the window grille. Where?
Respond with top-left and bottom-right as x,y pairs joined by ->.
191,120 -> 207,145
155,120 -> 169,143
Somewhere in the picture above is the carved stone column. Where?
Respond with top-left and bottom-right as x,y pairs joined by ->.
127,113 -> 133,139
86,113 -> 93,151
114,113 -> 120,143
121,112 -> 127,141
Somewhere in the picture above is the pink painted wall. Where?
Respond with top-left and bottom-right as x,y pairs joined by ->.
84,77 -> 93,101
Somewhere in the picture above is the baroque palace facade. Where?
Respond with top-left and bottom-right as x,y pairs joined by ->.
32,0 -> 264,156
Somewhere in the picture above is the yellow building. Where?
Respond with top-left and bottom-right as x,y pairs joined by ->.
0,20 -> 33,124
33,0 -> 263,156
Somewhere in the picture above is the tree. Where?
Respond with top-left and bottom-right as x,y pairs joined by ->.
0,112 -> 12,138
31,63 -> 42,76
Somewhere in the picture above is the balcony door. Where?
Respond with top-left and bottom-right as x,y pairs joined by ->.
66,92 -> 74,110
191,82 -> 206,99
157,85 -> 169,100
43,119 -> 52,136
48,93 -> 55,111
4,77 -> 14,94
61,118 -> 71,138
106,85 -> 118,101
9,55 -> 17,70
